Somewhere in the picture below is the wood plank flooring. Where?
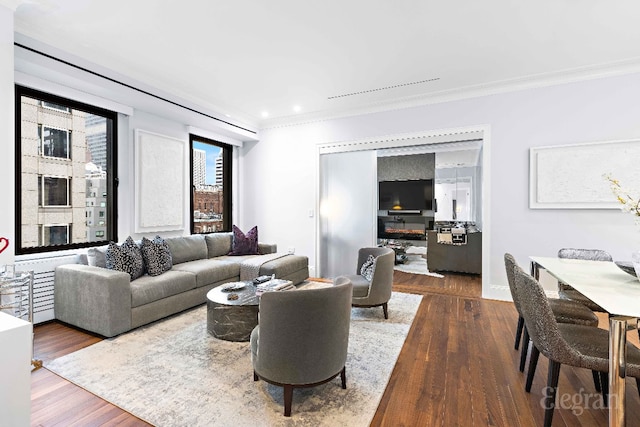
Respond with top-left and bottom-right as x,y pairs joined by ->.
31,271 -> 640,426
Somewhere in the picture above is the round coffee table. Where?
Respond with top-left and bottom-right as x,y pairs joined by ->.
206,282 -> 259,342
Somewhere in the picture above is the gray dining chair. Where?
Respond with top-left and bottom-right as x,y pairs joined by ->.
251,276 -> 352,416
504,254 -> 600,387
513,265 -> 640,427
557,248 -> 612,312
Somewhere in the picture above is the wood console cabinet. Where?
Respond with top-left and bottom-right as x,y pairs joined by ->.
426,231 -> 482,274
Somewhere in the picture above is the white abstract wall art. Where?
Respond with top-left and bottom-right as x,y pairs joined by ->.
529,139 -> 640,209
135,129 -> 185,231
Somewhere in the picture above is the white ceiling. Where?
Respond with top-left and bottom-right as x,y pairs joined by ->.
9,0 -> 640,129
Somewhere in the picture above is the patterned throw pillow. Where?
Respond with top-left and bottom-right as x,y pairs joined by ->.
228,225 -> 259,256
141,235 -> 173,276
106,236 -> 145,280
360,254 -> 376,281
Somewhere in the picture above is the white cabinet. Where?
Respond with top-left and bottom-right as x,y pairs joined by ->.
0,312 -> 32,426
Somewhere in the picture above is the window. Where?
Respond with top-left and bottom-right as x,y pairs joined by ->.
190,135 -> 232,234
16,86 -> 118,254
40,224 -> 70,246
38,176 -> 70,206
39,125 -> 71,159
41,100 -> 70,112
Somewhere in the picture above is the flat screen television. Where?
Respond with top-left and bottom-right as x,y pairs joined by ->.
378,179 -> 434,211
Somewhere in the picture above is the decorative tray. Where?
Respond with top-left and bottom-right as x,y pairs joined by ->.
221,282 -> 246,292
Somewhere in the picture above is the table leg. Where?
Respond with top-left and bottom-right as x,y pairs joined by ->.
609,316 -> 631,427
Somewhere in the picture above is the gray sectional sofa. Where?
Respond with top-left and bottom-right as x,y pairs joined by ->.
54,233 -> 309,337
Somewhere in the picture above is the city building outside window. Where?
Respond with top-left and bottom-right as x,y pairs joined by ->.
16,85 -> 118,254
190,135 -> 232,234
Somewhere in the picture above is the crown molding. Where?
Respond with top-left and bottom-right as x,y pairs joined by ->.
260,57 -> 640,131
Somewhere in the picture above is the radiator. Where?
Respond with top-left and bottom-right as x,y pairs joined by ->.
15,254 -> 80,324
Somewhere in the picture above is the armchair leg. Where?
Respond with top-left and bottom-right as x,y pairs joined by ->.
284,385 -> 293,417
382,303 -> 388,319
340,366 -> 347,389
253,371 -> 258,381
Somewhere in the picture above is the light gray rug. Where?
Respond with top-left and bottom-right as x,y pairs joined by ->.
47,292 -> 422,427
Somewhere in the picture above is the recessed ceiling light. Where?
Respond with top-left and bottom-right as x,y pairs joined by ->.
261,111 -> 269,118
293,105 -> 301,113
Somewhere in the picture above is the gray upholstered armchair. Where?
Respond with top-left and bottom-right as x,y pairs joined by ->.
250,276 -> 353,417
345,247 -> 395,319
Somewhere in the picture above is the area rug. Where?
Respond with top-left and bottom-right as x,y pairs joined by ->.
394,247 -> 444,278
46,291 -> 422,427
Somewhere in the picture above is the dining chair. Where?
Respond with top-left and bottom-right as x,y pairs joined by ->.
504,254 -> 599,374
556,248 -> 612,312
513,265 -> 640,427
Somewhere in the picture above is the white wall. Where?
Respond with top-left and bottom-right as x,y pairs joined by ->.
0,5 -> 15,266
243,72 -> 640,300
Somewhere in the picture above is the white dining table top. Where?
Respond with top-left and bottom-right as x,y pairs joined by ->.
530,256 -> 640,318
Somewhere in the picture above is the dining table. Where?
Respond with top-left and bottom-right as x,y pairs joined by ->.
530,256 -> 640,427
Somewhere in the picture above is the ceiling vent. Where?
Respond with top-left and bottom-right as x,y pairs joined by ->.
328,77 -> 440,100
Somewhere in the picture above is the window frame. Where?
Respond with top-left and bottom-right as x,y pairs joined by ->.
15,85 -> 119,255
189,134 -> 232,234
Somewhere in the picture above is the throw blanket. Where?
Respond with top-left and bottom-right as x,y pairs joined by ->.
240,252 -> 291,281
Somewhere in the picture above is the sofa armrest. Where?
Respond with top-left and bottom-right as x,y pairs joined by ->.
259,243 -> 277,254
54,264 -> 132,337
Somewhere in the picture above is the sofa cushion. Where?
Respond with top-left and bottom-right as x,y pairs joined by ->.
165,235 -> 208,264
205,233 -> 232,258
87,245 -> 108,268
141,236 -> 173,276
105,237 -> 145,280
259,255 -> 309,278
130,270 -> 197,307
171,259 -> 240,288
228,225 -> 259,255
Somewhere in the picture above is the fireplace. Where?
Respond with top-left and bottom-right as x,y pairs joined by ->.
378,219 -> 428,241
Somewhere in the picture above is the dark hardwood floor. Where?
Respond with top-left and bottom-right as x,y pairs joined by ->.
32,271 -> 640,426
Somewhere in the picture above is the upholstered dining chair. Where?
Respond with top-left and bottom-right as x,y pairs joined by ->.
251,276 -> 352,417
504,254 -> 599,375
557,248 -> 613,312
513,265 -> 640,427
343,247 -> 395,319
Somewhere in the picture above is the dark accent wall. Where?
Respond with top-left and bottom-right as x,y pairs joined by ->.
377,153 -> 435,181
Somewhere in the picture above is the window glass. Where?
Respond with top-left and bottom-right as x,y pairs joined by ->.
16,86 -> 118,253
41,126 -> 70,158
190,135 -> 232,233
39,176 -> 69,206
40,224 -> 70,246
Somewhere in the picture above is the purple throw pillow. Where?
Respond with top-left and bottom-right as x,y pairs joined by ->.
228,225 -> 259,255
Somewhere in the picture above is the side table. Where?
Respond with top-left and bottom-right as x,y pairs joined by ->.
206,282 -> 259,342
